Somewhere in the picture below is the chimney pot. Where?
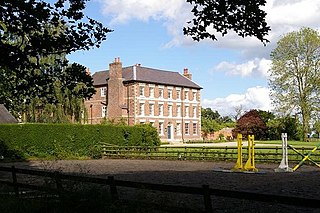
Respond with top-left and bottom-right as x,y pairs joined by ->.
183,68 -> 192,80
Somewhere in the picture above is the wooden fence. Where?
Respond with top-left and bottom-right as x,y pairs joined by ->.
0,166 -> 320,212
102,145 -> 320,163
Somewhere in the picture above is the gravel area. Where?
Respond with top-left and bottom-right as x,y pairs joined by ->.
1,159 -> 320,212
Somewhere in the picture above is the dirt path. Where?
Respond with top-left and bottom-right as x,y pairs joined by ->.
1,159 -> 320,212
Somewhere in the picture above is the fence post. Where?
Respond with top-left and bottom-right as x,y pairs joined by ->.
202,185 -> 213,213
108,176 -> 119,201
11,166 -> 19,197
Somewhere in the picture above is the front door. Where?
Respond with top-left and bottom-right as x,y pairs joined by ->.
167,125 -> 172,140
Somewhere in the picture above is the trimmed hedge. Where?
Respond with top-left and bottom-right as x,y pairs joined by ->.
0,123 -> 160,160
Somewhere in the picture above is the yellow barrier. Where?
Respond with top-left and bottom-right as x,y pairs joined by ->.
244,135 -> 258,172
233,134 -> 258,172
233,134 -> 243,170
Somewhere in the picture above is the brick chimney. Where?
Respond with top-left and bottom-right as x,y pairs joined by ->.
109,57 -> 122,78
183,68 -> 192,80
107,57 -> 124,120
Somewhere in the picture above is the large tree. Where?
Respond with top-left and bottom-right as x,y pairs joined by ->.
184,0 -> 270,44
0,0 -> 109,120
232,109 -> 267,140
269,28 -> 320,141
0,0 -> 111,71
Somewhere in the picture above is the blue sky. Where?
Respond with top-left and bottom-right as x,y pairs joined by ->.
67,0 -> 320,117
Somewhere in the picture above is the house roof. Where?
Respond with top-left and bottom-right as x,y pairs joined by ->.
92,66 -> 202,89
0,104 -> 18,123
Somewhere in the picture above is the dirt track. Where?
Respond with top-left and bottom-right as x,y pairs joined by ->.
1,159 -> 320,212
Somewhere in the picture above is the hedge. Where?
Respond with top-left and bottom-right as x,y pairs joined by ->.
0,123 -> 160,160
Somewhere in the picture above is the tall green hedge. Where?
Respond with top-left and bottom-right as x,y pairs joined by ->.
0,123 -> 160,160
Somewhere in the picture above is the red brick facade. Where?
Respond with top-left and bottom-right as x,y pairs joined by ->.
84,58 -> 202,142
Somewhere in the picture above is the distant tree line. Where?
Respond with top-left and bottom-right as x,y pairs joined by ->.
202,108 -> 319,141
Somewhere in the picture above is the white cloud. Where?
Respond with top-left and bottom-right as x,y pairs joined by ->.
98,0 -> 320,55
99,0 -> 189,24
99,0 -> 193,47
202,86 -> 272,117
213,58 -> 272,78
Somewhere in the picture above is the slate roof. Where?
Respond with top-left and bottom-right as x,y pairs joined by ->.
0,104 -> 18,123
92,66 -> 202,89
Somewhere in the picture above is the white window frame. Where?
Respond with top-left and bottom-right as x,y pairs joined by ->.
101,87 -> 107,97
168,105 -> 172,117
168,88 -> 173,99
177,105 -> 181,117
158,88 -> 164,98
176,122 -> 181,135
193,91 -> 197,101
185,106 -> 189,117
102,106 -> 107,117
139,86 -> 145,97
176,88 -> 181,100
139,103 -> 145,116
159,104 -> 163,116
185,123 -> 190,135
193,123 -> 197,135
184,90 -> 189,100
193,106 -> 197,118
149,103 -> 154,116
149,87 -> 154,98
159,122 -> 164,135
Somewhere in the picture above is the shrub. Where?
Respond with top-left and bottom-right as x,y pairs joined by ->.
0,123 -> 160,160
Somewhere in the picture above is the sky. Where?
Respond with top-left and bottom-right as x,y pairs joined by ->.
67,0 -> 320,117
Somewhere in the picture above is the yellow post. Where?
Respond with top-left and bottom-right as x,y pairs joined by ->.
233,134 -> 243,171
293,146 -> 319,171
244,135 -> 258,172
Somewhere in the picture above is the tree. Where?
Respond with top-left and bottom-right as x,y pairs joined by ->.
0,0 -> 111,71
0,0 -> 107,120
266,115 -> 301,141
257,110 -> 275,124
269,28 -> 320,141
201,107 -> 220,120
232,109 -> 267,140
313,120 -> 320,139
184,0 -> 270,44
201,118 -> 221,139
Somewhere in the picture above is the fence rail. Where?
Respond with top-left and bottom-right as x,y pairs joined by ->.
0,166 -> 320,212
102,145 -> 320,163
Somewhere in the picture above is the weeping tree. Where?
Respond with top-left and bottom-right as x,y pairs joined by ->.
0,0 -> 111,120
24,62 -> 94,123
269,28 -> 320,141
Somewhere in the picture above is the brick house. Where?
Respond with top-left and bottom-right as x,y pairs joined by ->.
84,58 -> 202,142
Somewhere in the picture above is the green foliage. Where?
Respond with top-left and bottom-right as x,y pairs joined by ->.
184,0 -> 270,44
201,107 -> 235,138
266,115 -> 301,141
201,108 -> 220,120
0,0 -> 111,71
1,61 -> 94,123
269,27 -> 320,141
1,0 -> 108,122
0,123 -> 160,160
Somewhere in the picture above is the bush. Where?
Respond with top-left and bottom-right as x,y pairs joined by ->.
0,123 -> 160,160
